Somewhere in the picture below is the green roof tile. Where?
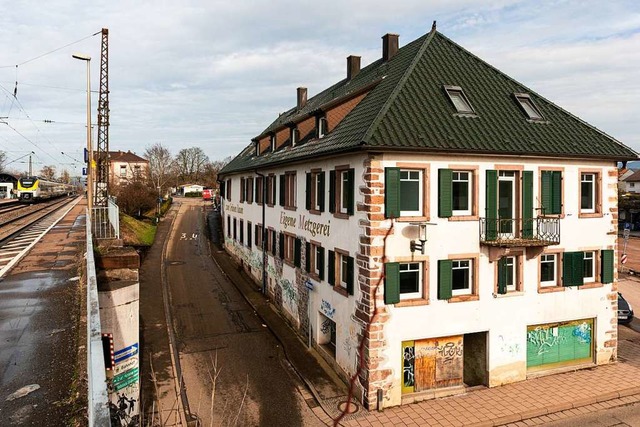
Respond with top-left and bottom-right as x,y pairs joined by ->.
221,29 -> 637,175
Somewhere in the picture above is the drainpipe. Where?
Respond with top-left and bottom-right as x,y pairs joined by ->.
255,170 -> 267,295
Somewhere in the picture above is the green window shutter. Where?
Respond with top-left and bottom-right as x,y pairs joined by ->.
318,172 -> 326,212
294,238 -> 301,267
522,171 -> 533,238
601,249 -> 614,284
497,257 -> 507,295
306,173 -> 312,210
328,250 -> 335,285
438,169 -> 453,218
279,174 -> 286,206
563,251 -> 584,286
384,262 -> 400,304
551,171 -> 562,214
248,224 -> 252,249
485,170 -> 498,241
438,260 -> 453,300
220,181 -> 226,200
329,171 -> 336,213
541,171 -> 551,214
318,248 -> 325,280
385,167 -> 401,218
271,230 -> 277,254
279,233 -> 285,258
346,256 -> 355,295
305,242 -> 311,272
347,168 -> 355,215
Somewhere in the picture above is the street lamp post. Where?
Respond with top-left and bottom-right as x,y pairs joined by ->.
72,53 -> 93,216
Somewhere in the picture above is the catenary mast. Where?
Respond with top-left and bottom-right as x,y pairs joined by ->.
95,28 -> 110,207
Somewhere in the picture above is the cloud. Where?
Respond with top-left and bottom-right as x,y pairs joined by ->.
0,0 -> 638,174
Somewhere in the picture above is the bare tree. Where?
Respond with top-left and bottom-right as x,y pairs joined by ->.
40,165 -> 56,180
144,143 -> 174,195
202,156 -> 233,189
60,169 -> 71,184
0,151 -> 6,172
175,147 -> 209,183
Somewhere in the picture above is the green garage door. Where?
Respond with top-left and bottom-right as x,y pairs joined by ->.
527,319 -> 593,369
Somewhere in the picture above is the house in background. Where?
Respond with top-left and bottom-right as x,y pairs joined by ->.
219,25 -> 637,410
178,184 -> 204,195
0,173 -> 18,199
108,150 -> 149,186
619,169 -> 640,193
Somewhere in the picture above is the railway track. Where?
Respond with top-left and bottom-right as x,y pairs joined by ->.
0,196 -> 81,277
0,197 -> 79,243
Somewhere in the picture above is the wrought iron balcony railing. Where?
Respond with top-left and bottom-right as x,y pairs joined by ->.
479,217 -> 560,247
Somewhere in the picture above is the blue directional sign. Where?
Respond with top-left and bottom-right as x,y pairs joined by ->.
625,222 -> 631,230
82,167 -> 87,176
114,342 -> 139,364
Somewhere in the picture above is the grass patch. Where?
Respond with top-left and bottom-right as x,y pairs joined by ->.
120,213 -> 157,246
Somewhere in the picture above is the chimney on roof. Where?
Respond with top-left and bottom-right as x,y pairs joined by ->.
382,33 -> 399,61
347,55 -> 361,81
297,87 -> 307,109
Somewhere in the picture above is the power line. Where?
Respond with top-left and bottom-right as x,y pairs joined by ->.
0,31 -> 100,69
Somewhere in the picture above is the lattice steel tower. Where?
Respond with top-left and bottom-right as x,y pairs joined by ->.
95,28 -> 110,207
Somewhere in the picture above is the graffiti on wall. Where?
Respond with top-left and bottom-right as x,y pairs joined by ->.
107,342 -> 140,426
498,335 -> 521,356
403,345 -> 415,388
527,326 -> 564,356
320,299 -> 335,318
572,322 -> 592,344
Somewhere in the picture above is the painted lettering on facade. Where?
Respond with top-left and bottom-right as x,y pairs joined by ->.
278,211 -> 331,237
299,214 -> 330,237
226,204 -> 244,214
280,212 -> 297,229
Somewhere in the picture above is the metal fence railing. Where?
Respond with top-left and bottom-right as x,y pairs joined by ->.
479,217 -> 560,246
86,209 -> 110,425
92,196 -> 120,239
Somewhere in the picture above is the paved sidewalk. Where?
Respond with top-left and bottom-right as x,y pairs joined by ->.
209,208 -> 640,427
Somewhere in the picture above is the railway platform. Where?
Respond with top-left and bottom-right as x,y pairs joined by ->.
0,198 -> 87,425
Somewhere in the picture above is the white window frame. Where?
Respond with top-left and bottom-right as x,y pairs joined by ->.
504,256 -> 516,292
581,173 -> 595,213
399,169 -> 423,217
452,170 -> 472,216
313,172 -> 322,211
313,243 -> 322,276
583,251 -> 595,283
399,262 -> 422,300
318,117 -> 328,138
119,165 -> 127,177
540,254 -> 557,287
340,171 -> 349,214
340,253 -> 349,289
451,259 -> 472,296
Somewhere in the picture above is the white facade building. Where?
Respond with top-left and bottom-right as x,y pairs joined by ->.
219,27 -> 637,410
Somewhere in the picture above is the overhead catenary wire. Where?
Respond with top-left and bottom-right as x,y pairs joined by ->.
0,31 -> 100,69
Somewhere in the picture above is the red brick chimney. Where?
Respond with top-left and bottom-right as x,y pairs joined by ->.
297,87 -> 307,109
347,55 -> 361,80
382,33 -> 399,61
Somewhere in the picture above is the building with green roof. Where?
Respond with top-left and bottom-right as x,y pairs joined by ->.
219,24 -> 637,410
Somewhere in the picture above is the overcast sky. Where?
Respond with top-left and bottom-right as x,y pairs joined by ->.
0,1 -> 638,177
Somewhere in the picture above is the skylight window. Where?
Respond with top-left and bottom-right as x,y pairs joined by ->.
514,93 -> 544,120
444,86 -> 475,114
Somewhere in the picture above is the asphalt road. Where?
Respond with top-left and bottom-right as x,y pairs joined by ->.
164,199 -> 322,426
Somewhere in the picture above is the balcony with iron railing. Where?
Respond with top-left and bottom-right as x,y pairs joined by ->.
479,217 -> 560,247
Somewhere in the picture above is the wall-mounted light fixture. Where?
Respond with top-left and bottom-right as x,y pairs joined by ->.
409,222 -> 436,254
